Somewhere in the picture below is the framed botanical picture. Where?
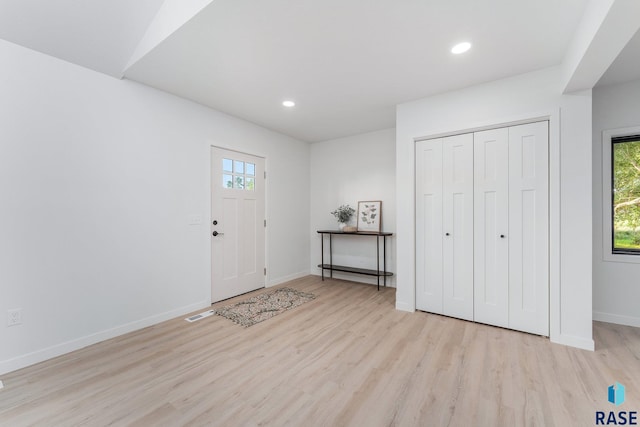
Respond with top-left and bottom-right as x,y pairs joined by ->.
357,201 -> 382,232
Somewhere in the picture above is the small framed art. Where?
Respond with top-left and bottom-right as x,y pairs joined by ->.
357,201 -> 382,232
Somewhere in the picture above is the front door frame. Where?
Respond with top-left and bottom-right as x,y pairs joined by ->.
206,143 -> 268,304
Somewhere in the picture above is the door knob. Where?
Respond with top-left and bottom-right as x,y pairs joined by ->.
500,234 -> 505,238
445,232 -> 450,236
213,220 -> 218,225
212,231 -> 224,237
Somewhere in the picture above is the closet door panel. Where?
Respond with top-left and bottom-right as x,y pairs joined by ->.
415,139 -> 443,314
508,121 -> 549,335
442,134 -> 474,321
474,128 -> 509,328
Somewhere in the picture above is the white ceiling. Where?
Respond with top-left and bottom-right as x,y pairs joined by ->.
123,0 -> 590,142
0,0 -> 164,77
2,0 -> 639,142
596,28 -> 640,88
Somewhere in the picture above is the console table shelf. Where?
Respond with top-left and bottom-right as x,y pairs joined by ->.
317,230 -> 393,290
317,264 -> 394,277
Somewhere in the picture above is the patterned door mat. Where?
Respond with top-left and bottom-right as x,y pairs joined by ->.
213,287 -> 315,327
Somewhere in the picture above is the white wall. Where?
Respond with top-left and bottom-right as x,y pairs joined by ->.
0,39 -> 310,375
593,79 -> 640,327
309,129 -> 396,286
396,67 -> 594,350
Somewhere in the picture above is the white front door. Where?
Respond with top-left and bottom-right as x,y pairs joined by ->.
211,147 -> 265,303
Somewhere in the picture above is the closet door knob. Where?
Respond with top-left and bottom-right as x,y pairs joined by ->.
500,234 -> 505,238
445,232 -> 450,236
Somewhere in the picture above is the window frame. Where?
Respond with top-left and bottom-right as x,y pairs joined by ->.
602,126 -> 640,263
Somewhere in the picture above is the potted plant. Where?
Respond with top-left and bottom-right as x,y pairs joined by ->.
331,204 -> 355,231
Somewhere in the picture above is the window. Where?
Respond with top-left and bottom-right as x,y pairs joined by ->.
222,158 -> 255,191
612,134 -> 640,254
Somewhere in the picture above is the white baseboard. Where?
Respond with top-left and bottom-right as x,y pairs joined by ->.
550,333 -> 595,351
0,300 -> 210,376
395,301 -> 414,312
593,311 -> 640,328
267,270 -> 310,287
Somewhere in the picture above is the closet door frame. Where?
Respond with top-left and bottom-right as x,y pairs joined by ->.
413,115 -> 556,339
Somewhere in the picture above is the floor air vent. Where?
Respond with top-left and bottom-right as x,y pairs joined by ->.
185,309 -> 215,323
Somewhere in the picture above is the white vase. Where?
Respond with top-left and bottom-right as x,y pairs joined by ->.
338,222 -> 346,231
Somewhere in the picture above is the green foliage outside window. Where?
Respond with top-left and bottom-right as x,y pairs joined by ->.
613,138 -> 640,251
225,176 -> 254,190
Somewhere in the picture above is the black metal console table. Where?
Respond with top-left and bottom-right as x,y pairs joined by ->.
317,230 -> 393,291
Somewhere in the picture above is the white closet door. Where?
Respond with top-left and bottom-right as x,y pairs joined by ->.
415,139 -> 443,314
474,128 -> 509,328
508,122 -> 549,335
442,134 -> 474,320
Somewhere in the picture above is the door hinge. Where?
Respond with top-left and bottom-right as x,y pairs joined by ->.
264,171 -> 267,179
264,267 -> 267,275
264,219 -> 266,227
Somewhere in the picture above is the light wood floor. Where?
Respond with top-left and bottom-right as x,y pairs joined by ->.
1,276 -> 639,426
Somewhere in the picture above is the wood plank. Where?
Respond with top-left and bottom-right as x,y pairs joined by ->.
0,275 -> 638,426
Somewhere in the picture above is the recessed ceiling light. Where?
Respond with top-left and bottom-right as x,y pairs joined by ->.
451,42 -> 471,54
282,100 -> 296,107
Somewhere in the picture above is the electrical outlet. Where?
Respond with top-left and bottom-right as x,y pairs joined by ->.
7,309 -> 22,327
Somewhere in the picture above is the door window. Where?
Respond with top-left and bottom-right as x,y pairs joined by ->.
222,158 -> 256,191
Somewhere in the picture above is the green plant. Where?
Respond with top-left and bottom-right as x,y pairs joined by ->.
331,204 -> 355,223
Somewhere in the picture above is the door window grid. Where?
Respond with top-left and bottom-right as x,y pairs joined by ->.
222,158 -> 256,190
